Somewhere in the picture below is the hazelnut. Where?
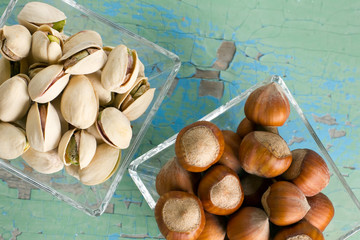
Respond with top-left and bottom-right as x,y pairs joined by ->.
156,157 -> 200,196
261,181 -> 310,226
175,121 -> 225,172
197,212 -> 226,240
236,117 -> 278,138
282,149 -> 330,197
244,82 -> 290,126
241,173 -> 272,207
154,191 -> 205,240
239,131 -> 292,178
197,164 -> 243,215
274,219 -> 324,240
218,130 -> 242,173
227,207 -> 270,240
304,192 -> 334,232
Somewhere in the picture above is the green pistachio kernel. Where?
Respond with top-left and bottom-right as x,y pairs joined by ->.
52,19 -> 66,32
47,35 -> 60,44
65,136 -> 79,166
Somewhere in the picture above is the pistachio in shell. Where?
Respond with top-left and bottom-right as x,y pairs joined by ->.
22,148 -> 64,174
0,25 -> 31,61
31,25 -> 63,64
28,64 -> 70,103
59,41 -> 107,75
79,143 -> 121,186
0,57 -> 28,85
65,164 -> 80,180
17,2 -> 67,33
101,44 -> 140,93
86,70 -> 113,106
0,122 -> 29,160
61,75 -> 99,129
28,62 -> 49,79
86,123 -> 104,144
0,74 -> 31,122
114,77 -> 155,121
63,30 -> 103,54
96,107 -> 132,149
58,128 -> 97,169
26,102 -> 62,152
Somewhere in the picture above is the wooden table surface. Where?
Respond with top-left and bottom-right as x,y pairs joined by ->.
0,0 -> 359,239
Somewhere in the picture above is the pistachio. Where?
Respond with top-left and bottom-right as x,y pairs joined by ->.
22,148 -> 64,174
63,30 -> 103,54
28,64 -> 70,103
96,107 -> 132,149
58,128 -> 97,169
17,2 -> 67,33
101,44 -> 140,93
79,143 -> 121,186
28,62 -> 49,79
0,122 -> 29,160
26,102 -> 62,152
114,77 -> 155,121
86,70 -> 113,106
60,75 -> 99,129
0,25 -> 31,61
0,74 -> 30,122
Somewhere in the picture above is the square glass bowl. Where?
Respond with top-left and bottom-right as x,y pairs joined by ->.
129,75 -> 360,239
0,0 -> 180,216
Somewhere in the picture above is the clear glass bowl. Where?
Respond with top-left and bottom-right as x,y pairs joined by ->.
129,75 -> 360,239
0,0 -> 180,216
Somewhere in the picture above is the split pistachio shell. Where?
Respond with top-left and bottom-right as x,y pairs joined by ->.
28,64 -> 70,103
0,74 -> 31,122
101,44 -> 140,93
96,107 -> 132,149
0,57 -> 29,84
138,60 -> 145,77
60,41 -> 107,75
114,77 -> 155,121
0,122 -> 29,160
51,96 -> 69,135
103,46 -> 114,56
63,30 -> 103,54
31,25 -> 63,64
0,25 -> 31,61
61,75 -> 99,129
22,148 -> 64,174
58,128 -> 97,169
86,71 -> 113,106
65,165 -> 80,180
26,102 -> 61,152
17,2 -> 67,33
79,143 -> 121,186
86,124 -> 104,144
28,62 -> 49,79
0,57 -> 10,85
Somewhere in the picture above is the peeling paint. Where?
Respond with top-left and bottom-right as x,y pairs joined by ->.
344,166 -> 356,170
326,144 -> 333,150
288,136 -> 305,146
124,200 -> 142,209
11,228 -> 21,240
312,114 -> 338,125
329,128 -> 346,138
120,234 -> 151,238
104,203 -> 114,214
199,80 -> 224,99
193,68 -> 220,79
212,41 -> 236,70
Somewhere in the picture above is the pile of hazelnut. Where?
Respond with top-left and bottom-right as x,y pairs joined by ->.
154,82 -> 333,240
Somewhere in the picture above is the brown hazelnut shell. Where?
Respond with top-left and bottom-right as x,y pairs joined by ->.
227,207 -> 270,240
156,157 -> 200,196
274,219 -> 324,240
244,82 -> 290,126
218,130 -> 242,173
239,131 -> 292,178
304,192 -> 334,232
236,117 -> 279,139
261,181 -> 310,226
197,212 -> 226,240
175,121 -> 225,172
197,164 -> 243,215
282,148 -> 330,197
154,191 -> 205,240
241,173 -> 272,207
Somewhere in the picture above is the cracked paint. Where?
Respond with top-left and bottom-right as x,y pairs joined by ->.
288,136 -> 305,146
212,41 -> 236,70
312,114 -> 338,125
199,80 -> 224,99
329,128 -> 346,138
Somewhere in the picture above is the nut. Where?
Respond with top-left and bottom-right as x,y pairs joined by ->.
304,192 -> 334,232
261,181 -> 310,226
282,149 -> 330,197
197,164 -> 243,215
217,129 -> 242,173
241,173 -> 272,207
274,219 -> 324,240
175,121 -> 225,172
156,157 -> 200,196
244,82 -> 290,126
197,212 -> 226,240
239,131 -> 292,178
154,191 -> 205,240
227,207 -> 270,240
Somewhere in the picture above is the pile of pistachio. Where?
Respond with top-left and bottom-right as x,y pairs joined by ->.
0,2 -> 155,185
